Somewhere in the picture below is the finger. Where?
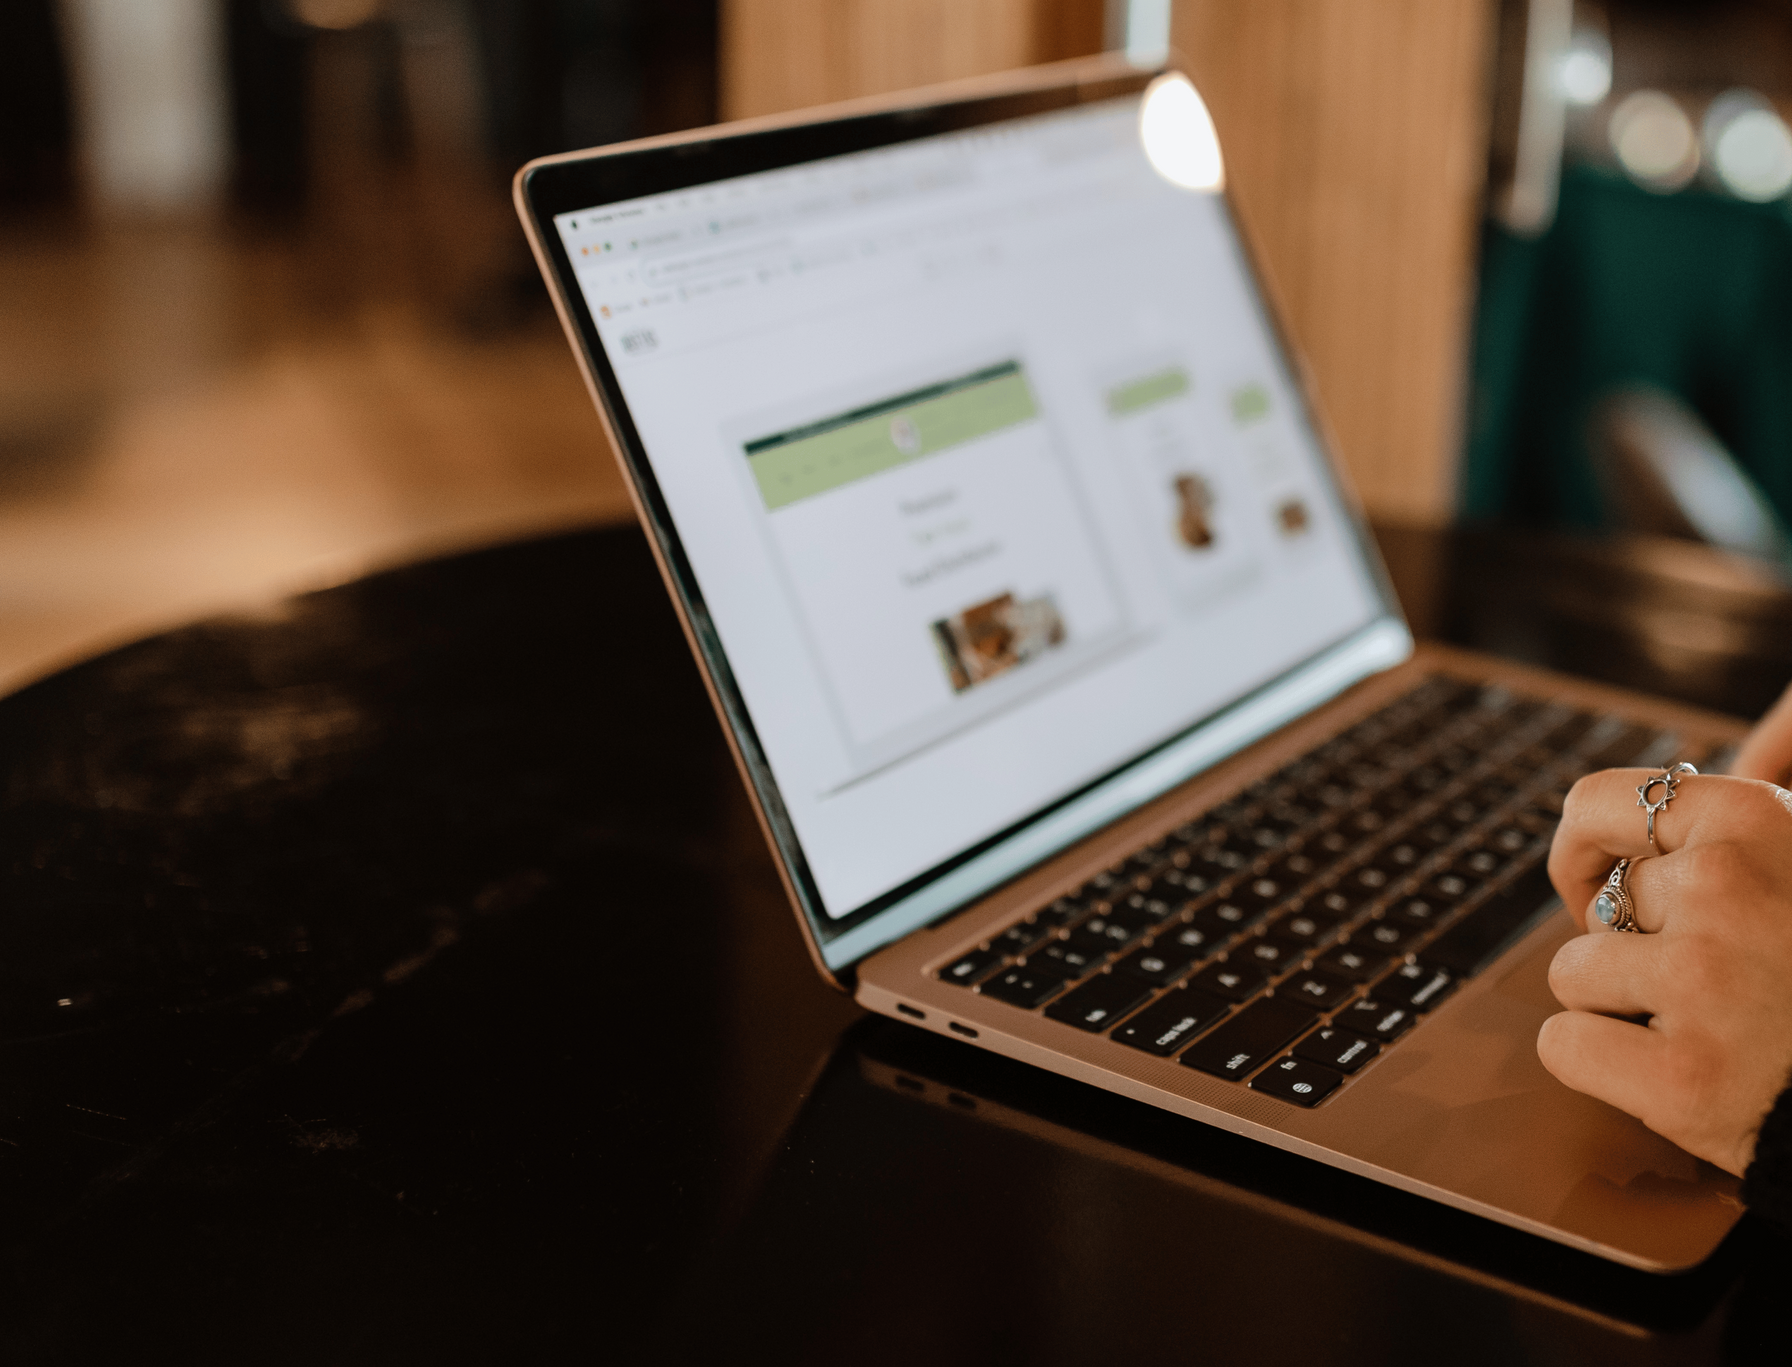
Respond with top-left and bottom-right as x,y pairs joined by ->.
1731,679 -> 1792,783
1581,851 -> 1672,935
1536,1010 -> 1670,1129
1548,932 -> 1665,1016
1549,768 -> 1717,926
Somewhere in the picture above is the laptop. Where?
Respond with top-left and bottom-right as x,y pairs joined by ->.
515,53 -> 1747,1270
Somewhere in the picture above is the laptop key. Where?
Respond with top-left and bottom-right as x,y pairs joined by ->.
1160,922 -> 1216,956
1421,868 -> 1473,905
1287,843 -> 1346,884
1424,860 -> 1559,977
1308,828 -> 1355,861
1181,996 -> 1319,1081
1487,825 -> 1532,855
1335,997 -> 1416,1043
993,921 -> 1051,955
1187,844 -> 1250,884
1312,886 -> 1373,920
1067,914 -> 1143,955
941,946 -> 1006,985
1188,959 -> 1268,1002
1112,890 -> 1178,924
1111,988 -> 1231,1055
1241,937 -> 1294,972
1387,894 -> 1451,931
980,962 -> 1072,1008
1378,961 -> 1455,1011
1458,847 -> 1508,881
1274,847 -> 1333,885
1030,940 -> 1104,976
1369,841 -> 1426,876
1340,863 -> 1396,897
1044,973 -> 1155,1031
1315,943 -> 1389,982
1281,969 -> 1355,1010
1269,908 -> 1341,947
1192,898 -> 1262,938
1250,1056 -> 1343,1107
1118,938 -> 1203,986
1295,1026 -> 1381,1074
1405,818 -> 1457,852
1235,872 -> 1294,912
1584,721 -> 1659,769
1037,897 -> 1087,928
1357,919 -> 1412,953
1439,797 -> 1485,829
1148,867 -> 1214,905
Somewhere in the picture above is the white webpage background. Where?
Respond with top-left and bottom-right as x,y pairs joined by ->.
759,410 -> 1127,756
556,99 -> 1382,919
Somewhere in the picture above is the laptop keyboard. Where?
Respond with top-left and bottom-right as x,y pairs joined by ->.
935,676 -> 1681,1109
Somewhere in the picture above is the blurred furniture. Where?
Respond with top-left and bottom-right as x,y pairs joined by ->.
0,0 -> 75,213
1467,163 -> 1792,535
1589,386 -> 1792,569
1,522 -> 1789,1360
1445,524 -> 1792,719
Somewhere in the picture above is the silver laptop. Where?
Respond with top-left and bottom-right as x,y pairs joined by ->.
515,54 -> 1746,1270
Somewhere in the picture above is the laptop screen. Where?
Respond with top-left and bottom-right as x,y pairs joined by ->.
543,80 -> 1404,968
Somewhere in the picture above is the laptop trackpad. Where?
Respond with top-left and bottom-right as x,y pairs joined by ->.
1317,913 -> 1743,1269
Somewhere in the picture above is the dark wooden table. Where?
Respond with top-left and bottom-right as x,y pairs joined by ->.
2,525 -> 1786,1364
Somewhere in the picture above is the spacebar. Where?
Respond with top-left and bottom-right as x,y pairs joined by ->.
1423,862 -> 1560,977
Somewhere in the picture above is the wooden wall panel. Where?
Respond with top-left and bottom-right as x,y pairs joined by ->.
721,0 -> 1104,119
720,0 -> 1491,524
1173,0 -> 1495,524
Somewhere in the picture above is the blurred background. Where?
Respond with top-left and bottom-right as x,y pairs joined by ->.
7,0 -> 1792,715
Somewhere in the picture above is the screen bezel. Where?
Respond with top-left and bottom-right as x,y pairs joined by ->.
516,57 -> 1407,982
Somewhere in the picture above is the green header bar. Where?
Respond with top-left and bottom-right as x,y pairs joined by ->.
1230,381 -> 1271,426
747,362 -> 1037,511
1106,366 -> 1190,417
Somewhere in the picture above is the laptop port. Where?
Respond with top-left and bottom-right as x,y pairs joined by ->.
948,1021 -> 979,1038
896,1003 -> 925,1020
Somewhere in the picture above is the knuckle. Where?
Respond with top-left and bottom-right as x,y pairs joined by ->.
1676,842 -> 1743,894
1656,1032 -> 1729,1124
1656,1045 -> 1708,1116
1674,933 -> 1735,999
1561,775 -> 1600,821
1679,841 -> 1767,909
1547,940 -> 1589,999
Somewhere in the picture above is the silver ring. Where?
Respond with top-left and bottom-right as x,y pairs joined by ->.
1594,858 -> 1643,933
1636,762 -> 1697,852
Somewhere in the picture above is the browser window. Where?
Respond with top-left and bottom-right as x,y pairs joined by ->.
554,96 -> 1386,949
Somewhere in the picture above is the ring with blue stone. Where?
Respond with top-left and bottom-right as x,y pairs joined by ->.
1594,858 -> 1642,933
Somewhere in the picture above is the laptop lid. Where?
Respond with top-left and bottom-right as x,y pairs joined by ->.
516,56 -> 1409,978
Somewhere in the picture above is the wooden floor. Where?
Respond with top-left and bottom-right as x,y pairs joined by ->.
0,216 -> 634,698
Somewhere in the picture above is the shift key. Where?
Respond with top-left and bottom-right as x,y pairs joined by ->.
1180,996 -> 1318,1082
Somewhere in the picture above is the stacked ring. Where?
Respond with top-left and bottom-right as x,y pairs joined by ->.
1594,858 -> 1642,933
1636,762 -> 1697,852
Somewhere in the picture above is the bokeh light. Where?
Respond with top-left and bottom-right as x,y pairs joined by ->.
1703,90 -> 1792,202
1559,31 -> 1612,107
1609,90 -> 1699,192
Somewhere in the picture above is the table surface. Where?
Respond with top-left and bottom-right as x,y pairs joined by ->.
1,525 -> 1787,1365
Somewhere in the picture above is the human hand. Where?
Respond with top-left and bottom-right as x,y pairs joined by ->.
1731,679 -> 1792,784
1539,768 -> 1792,1176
